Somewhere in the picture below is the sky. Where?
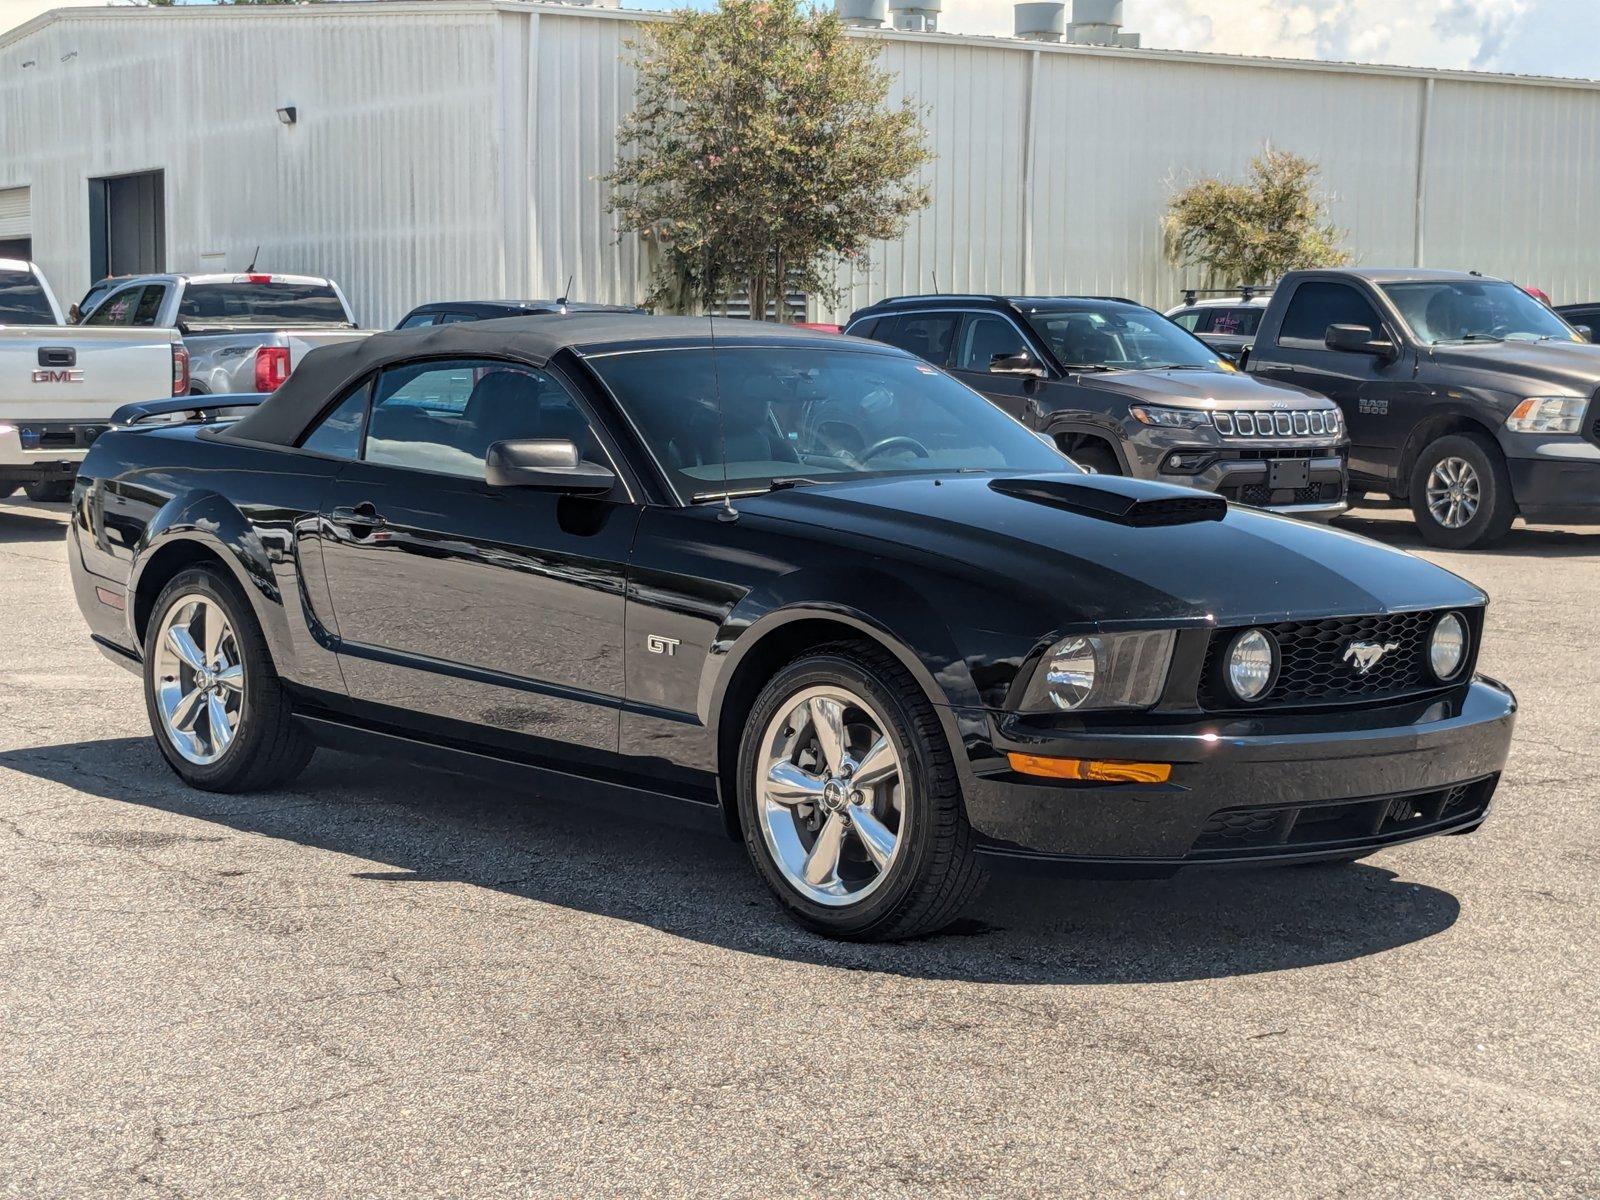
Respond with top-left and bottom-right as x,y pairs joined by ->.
4,0 -> 1600,81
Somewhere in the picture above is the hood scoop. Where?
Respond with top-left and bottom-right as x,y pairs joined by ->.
989,476 -> 1226,527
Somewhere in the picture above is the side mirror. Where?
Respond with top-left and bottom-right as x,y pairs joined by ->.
1576,324 -> 1593,342
990,352 -> 1047,378
485,438 -> 615,493
1325,323 -> 1396,360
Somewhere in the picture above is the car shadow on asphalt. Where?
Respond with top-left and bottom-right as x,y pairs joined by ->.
0,735 -> 1463,986
0,506 -> 69,544
1334,512 -> 1599,558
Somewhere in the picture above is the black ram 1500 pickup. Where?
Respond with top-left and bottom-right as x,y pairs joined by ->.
1245,268 -> 1600,548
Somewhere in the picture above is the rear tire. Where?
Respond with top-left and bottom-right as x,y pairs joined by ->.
737,641 -> 986,941
0,484 -> 17,499
143,565 -> 313,792
23,480 -> 73,502
1408,432 -> 1515,549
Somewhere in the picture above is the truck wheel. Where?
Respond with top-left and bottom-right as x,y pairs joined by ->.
143,566 -> 314,793
23,480 -> 73,502
737,641 -> 986,941
0,485 -> 17,499
1408,433 -> 1515,549
1067,440 -> 1120,475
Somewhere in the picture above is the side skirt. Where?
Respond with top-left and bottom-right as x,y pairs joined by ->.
293,713 -> 726,838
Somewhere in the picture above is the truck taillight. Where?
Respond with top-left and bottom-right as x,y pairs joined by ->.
172,344 -> 190,396
254,345 -> 291,392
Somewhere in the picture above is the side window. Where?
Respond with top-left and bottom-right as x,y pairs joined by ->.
397,313 -> 437,330
955,315 -> 1028,371
873,312 -> 959,366
299,380 -> 370,458
131,285 -> 166,326
1170,309 -> 1202,331
848,316 -> 880,339
86,286 -> 141,326
438,311 -> 477,324
363,358 -> 607,481
1279,283 -> 1384,345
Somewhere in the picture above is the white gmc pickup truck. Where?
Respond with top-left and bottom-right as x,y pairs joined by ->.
1,260 -> 186,501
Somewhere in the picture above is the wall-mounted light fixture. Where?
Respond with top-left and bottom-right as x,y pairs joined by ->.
275,106 -> 297,126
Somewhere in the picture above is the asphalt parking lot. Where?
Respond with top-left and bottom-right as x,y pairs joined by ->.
1,495 -> 1596,1199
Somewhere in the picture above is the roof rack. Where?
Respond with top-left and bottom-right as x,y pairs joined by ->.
1180,285 -> 1272,306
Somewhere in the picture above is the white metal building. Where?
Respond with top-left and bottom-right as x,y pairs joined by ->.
3,1 -> 1600,326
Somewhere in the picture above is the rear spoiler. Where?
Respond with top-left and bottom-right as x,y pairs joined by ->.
110,394 -> 269,428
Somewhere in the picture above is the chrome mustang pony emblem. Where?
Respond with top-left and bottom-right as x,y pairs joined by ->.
1343,640 -> 1400,675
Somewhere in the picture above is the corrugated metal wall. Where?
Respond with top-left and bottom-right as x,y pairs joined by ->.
4,3 -> 1600,327
0,6 -> 505,325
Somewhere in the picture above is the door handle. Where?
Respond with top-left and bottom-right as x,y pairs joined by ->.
329,503 -> 387,528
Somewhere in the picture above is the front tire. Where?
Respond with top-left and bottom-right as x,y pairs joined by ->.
1408,432 -> 1515,549
143,566 -> 313,792
23,480 -> 73,502
1066,440 -> 1121,476
737,641 -> 985,940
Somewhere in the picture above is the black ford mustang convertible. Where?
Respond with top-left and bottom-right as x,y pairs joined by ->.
69,315 -> 1516,940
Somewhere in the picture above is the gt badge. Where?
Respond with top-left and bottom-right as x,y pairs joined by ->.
1343,640 -> 1399,674
646,634 -> 680,656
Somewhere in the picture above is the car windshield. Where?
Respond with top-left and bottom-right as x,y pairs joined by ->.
177,281 -> 350,326
1021,303 -> 1222,371
1382,281 -> 1578,344
0,269 -> 57,324
587,346 -> 1072,501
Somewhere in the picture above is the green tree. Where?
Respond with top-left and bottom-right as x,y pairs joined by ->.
606,0 -> 932,319
1164,147 -> 1350,287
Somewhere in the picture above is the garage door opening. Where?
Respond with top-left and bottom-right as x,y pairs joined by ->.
88,170 -> 165,280
0,185 -> 30,262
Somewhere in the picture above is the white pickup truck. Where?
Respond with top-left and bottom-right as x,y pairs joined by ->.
1,260 -> 186,501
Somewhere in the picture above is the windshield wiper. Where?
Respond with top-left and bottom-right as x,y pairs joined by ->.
1436,333 -> 1505,344
1142,363 -> 1212,370
766,477 -> 826,492
1062,363 -> 1117,372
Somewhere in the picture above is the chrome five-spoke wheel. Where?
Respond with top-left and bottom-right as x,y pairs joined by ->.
152,594 -> 245,765
1425,456 -> 1481,530
756,685 -> 908,907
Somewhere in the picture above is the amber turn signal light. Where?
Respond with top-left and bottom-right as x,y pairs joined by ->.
1007,753 -> 1172,784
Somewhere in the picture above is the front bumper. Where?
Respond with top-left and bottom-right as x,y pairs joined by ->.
1505,443 -> 1600,525
953,677 -> 1515,870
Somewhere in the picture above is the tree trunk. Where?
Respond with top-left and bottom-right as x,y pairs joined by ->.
749,268 -> 767,326
773,249 -> 787,324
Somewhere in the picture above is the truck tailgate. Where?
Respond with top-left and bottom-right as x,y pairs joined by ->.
1,326 -> 178,419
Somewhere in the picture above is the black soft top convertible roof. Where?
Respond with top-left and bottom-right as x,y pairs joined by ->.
224,313 -> 880,447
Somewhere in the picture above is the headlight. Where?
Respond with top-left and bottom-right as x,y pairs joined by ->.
1428,612 -> 1469,681
1506,397 -> 1586,434
1225,628 -> 1278,703
1018,629 -> 1176,712
1129,405 -> 1213,429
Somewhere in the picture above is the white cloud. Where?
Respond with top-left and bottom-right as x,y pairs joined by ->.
935,0 -> 1598,80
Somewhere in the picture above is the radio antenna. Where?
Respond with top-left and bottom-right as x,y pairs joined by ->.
710,279 -> 737,523
931,269 -> 940,295
557,273 -> 574,306
245,245 -> 260,273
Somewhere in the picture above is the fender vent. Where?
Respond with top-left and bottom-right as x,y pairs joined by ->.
988,477 -> 1226,526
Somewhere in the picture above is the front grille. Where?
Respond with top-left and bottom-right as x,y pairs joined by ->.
1220,480 -> 1340,508
1234,446 -> 1340,461
1189,778 -> 1494,858
1198,608 -> 1476,711
1214,409 -> 1338,439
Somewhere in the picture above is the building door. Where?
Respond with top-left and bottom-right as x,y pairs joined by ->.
0,186 -> 30,261
88,171 -> 165,280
